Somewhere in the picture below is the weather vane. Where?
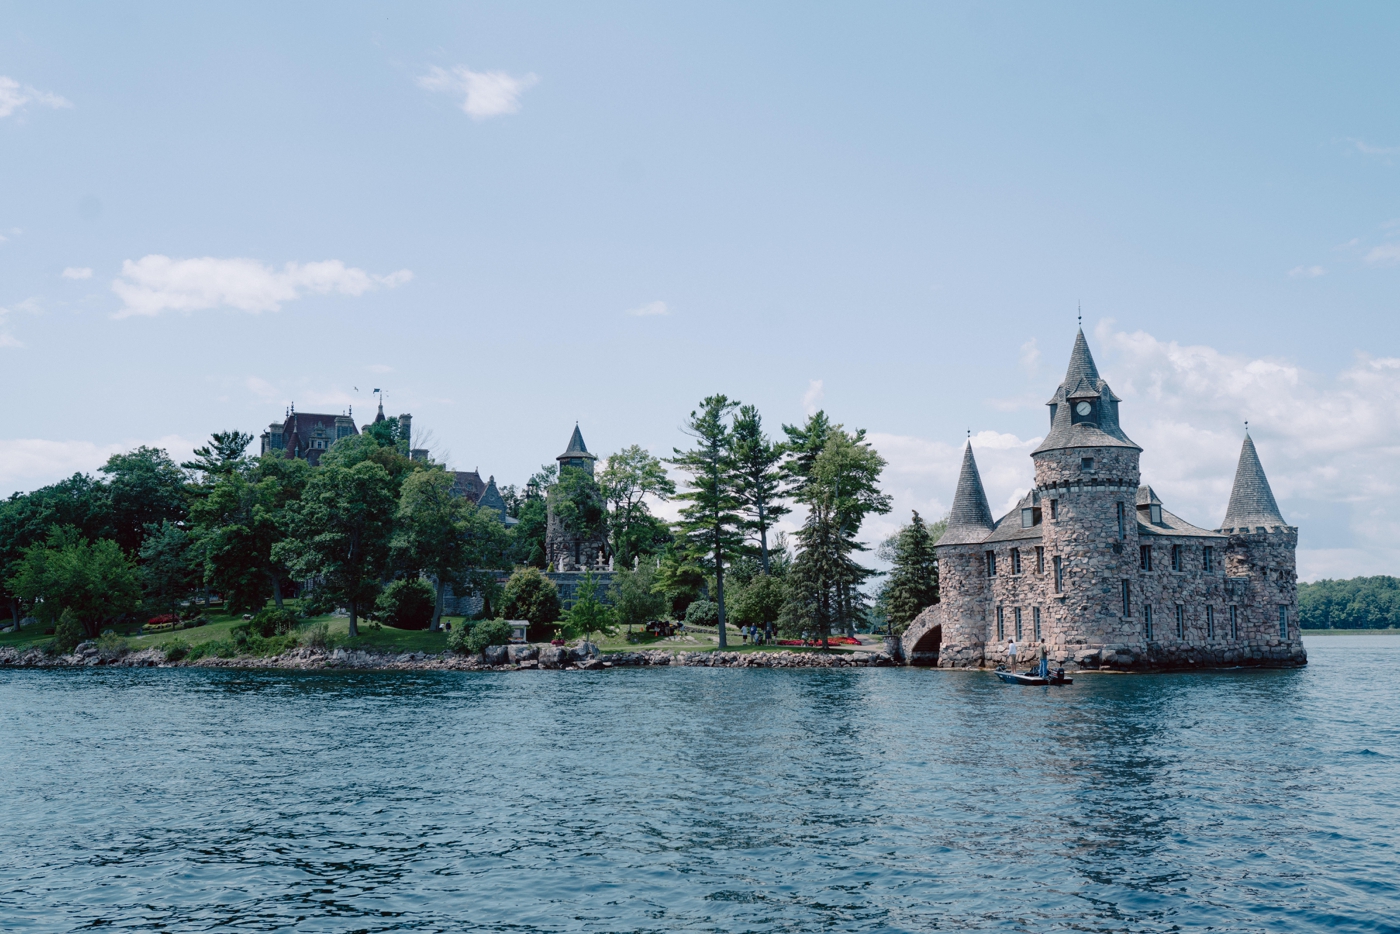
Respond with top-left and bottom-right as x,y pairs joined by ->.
1078,301 -> 1082,328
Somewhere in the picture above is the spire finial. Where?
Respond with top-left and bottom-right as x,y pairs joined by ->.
966,427 -> 971,441
1077,301 -> 1082,328
1244,419 -> 1249,434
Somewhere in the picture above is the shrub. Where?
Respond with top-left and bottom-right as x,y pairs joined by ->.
53,609 -> 84,653
97,631 -> 129,655
376,579 -> 436,631
685,600 -> 719,627
467,618 -> 514,654
502,568 -> 561,640
446,624 -> 471,653
299,621 -> 332,651
186,638 -> 239,661
158,638 -> 189,662
249,607 -> 299,638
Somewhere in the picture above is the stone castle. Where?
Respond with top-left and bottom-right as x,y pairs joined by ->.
901,329 -> 1307,671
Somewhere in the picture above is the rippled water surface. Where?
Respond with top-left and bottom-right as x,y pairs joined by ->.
2,637 -> 1399,932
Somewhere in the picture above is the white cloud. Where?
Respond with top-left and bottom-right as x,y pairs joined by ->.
62,266 -> 93,280
0,76 -> 72,119
803,379 -> 825,415
110,255 -> 413,318
862,325 -> 1400,582
0,333 -> 22,349
367,363 -> 394,374
626,300 -> 669,317
1364,243 -> 1400,267
1018,338 -> 1040,373
0,435 -> 198,498
1288,265 -> 1326,278
1350,138 -> 1400,157
417,65 -> 539,119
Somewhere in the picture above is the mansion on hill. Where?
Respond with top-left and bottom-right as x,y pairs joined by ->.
259,401 -> 511,523
900,329 -> 1307,672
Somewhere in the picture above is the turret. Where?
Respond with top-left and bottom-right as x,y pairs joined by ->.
932,442 -> 996,666
557,423 -> 598,476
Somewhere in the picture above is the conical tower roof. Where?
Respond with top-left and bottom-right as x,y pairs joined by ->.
1221,434 -> 1287,530
557,424 -> 598,464
1064,328 -> 1101,385
1034,327 -> 1140,454
937,443 -> 996,545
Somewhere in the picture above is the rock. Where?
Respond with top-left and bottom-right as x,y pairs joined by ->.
507,644 -> 539,663
484,644 -> 509,666
538,645 -> 568,669
75,641 -> 99,657
569,643 -> 600,662
516,659 -> 539,670
578,658 -> 605,671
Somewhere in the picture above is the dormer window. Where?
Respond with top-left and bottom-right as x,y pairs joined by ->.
1149,504 -> 1162,524
1020,507 -> 1043,528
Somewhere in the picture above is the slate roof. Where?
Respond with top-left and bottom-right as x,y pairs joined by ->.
1033,329 -> 1141,455
1220,434 -> 1288,530
558,424 -> 597,462
937,444 -> 997,545
1138,506 -> 1226,539
984,490 -> 1044,544
451,470 -> 485,502
1136,485 -> 1162,507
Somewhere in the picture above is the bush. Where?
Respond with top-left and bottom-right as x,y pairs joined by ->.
468,619 -> 514,654
446,624 -> 471,653
187,638 -> 239,661
376,579 -> 436,630
502,568 -> 561,640
299,620 -> 331,651
248,607 -> 299,637
53,609 -> 84,653
685,600 -> 719,627
97,631 -> 129,655
158,638 -> 189,662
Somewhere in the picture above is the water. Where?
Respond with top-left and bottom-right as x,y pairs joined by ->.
1,638 -> 1397,933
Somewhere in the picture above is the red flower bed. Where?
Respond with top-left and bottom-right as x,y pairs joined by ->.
775,636 -> 862,647
148,614 -> 180,626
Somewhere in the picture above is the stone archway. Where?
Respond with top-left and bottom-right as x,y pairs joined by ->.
907,623 -> 941,666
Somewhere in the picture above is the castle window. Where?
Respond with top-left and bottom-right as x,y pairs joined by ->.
1176,604 -> 1185,639
1081,457 -> 1095,473
1033,607 -> 1042,640
1053,556 -> 1063,593
1206,606 -> 1215,639
986,552 -> 997,577
1279,606 -> 1288,639
1144,605 -> 1153,640
1036,546 -> 1045,573
1050,499 -> 1058,520
1121,580 -> 1131,617
1149,503 -> 1162,524
1014,607 -> 1023,641
1140,545 -> 1152,571
1022,508 -> 1033,528
1203,546 -> 1214,573
1117,502 -> 1126,539
1171,545 -> 1183,572
1011,548 -> 1022,574
997,606 -> 1005,641
1230,605 -> 1238,640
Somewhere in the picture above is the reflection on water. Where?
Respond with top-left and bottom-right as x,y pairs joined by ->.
0,636 -> 1396,932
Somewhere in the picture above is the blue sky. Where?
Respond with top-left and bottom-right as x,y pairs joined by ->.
3,2 -> 1399,577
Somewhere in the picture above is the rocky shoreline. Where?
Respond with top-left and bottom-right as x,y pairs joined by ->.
0,640 -> 898,672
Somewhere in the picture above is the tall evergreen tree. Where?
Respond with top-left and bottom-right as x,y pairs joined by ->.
731,405 -> 789,574
669,395 -> 745,649
598,445 -> 675,565
883,510 -> 942,633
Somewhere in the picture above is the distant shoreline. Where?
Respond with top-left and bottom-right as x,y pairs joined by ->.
1302,628 -> 1400,636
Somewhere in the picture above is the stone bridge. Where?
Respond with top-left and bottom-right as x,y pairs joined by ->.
897,603 -> 985,668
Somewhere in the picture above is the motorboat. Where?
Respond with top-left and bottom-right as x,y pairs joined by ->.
994,666 -> 1072,685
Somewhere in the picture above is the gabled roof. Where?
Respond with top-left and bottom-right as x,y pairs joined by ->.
1221,434 -> 1287,530
1136,485 -> 1162,507
937,443 -> 997,545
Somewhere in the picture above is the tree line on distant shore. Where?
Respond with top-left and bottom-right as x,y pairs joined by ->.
1298,576 -> 1400,630
0,398 -> 947,649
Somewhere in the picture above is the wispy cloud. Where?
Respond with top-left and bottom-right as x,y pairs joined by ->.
111,255 -> 413,318
0,76 -> 72,119
803,379 -> 825,416
417,65 -> 539,119
62,266 -> 93,280
0,435 -> 198,498
1288,264 -> 1326,278
1349,138 -> 1400,157
1364,243 -> 1400,267
626,300 -> 669,317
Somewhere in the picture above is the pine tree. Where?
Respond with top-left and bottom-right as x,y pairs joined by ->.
884,510 -> 941,633
731,405 -> 789,574
669,395 -> 745,649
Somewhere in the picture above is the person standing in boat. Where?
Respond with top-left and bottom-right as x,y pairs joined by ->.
1038,641 -> 1048,679
1006,638 -> 1018,672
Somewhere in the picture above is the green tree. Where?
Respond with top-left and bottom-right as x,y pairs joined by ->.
731,405 -> 789,574
376,578 -> 437,630
781,411 -> 836,499
501,567 -> 562,639
881,510 -> 944,634
181,430 -> 253,477
599,445 -> 676,566
277,461 -> 397,637
730,572 -> 788,634
98,446 -> 188,555
394,470 -> 473,631
548,466 -> 609,565
670,395 -> 745,648
0,473 -> 111,624
652,544 -> 706,619
786,427 -> 890,646
563,571 -> 615,645
9,527 -> 142,638
609,562 -> 667,629
139,520 -> 201,617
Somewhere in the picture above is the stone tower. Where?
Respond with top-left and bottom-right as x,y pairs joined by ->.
1219,434 -> 1303,656
545,425 -> 608,571
1032,329 -> 1146,659
557,423 -> 597,476
930,443 -> 996,666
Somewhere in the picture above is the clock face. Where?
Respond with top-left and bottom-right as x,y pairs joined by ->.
1075,401 -> 1092,416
